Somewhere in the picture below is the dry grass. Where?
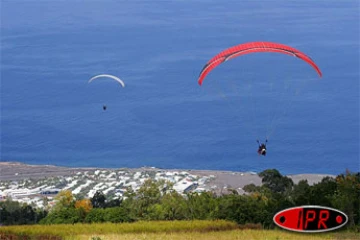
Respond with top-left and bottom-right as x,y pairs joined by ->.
74,230 -> 359,240
0,220 -> 236,239
0,221 -> 357,240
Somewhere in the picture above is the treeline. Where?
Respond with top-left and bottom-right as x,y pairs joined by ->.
0,201 -> 47,225
0,169 -> 359,229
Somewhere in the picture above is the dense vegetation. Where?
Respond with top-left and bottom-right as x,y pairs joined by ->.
0,169 -> 359,230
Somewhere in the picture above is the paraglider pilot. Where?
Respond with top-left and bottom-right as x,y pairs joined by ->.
103,105 -> 107,111
257,139 -> 267,156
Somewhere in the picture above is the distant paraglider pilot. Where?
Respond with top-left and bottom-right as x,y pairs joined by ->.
257,139 -> 267,156
87,74 -> 125,112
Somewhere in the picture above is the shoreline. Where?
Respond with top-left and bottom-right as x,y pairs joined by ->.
0,161 -> 335,187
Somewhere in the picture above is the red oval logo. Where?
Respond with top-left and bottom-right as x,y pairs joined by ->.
273,205 -> 348,233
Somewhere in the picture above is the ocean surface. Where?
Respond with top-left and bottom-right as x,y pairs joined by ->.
1,0 -> 359,175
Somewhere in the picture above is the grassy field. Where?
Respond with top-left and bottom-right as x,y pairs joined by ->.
75,230 -> 359,240
0,220 -> 357,240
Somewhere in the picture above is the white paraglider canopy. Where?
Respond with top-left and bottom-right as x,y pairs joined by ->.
88,74 -> 125,87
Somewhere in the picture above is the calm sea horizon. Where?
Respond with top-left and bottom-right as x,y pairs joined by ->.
1,0 -> 359,175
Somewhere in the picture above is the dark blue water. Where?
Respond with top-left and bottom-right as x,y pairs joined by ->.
1,0 -> 359,174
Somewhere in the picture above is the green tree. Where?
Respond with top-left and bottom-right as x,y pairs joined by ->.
20,205 -> 36,224
53,190 -> 75,211
243,183 -> 261,193
40,208 -> 81,224
259,169 -> 293,194
91,191 -> 106,208
332,170 -> 360,227
308,176 -> 337,206
160,191 -> 187,220
104,207 -> 134,223
0,200 -> 21,225
85,208 -> 106,223
292,180 -> 311,205
216,194 -> 268,225
185,192 -> 217,220
0,200 -> 47,225
135,179 -> 163,219
145,204 -> 165,220
105,198 -> 122,208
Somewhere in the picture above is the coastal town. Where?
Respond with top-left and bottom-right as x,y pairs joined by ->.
0,162 -> 332,210
0,167 -> 214,209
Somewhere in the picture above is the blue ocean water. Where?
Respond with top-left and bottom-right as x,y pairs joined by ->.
1,0 -> 359,175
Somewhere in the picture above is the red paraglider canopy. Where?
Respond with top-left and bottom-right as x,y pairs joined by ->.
198,41 -> 322,86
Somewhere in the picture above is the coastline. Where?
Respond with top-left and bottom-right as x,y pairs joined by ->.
0,161 -> 335,187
